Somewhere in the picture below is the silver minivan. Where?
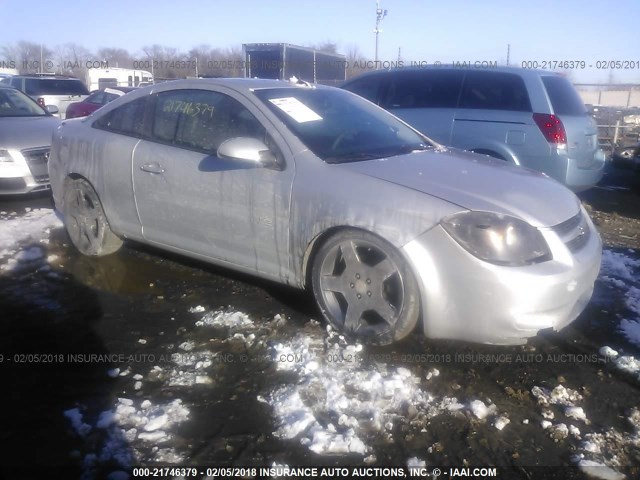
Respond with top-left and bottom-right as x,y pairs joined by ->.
342,67 -> 605,191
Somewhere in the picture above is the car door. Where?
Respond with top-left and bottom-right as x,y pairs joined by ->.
132,86 -> 294,281
380,70 -> 463,145
451,71 -> 534,162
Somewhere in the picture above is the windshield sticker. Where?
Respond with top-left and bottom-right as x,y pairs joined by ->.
268,97 -> 323,123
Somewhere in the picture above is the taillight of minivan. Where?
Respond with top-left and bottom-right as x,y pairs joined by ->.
533,113 -> 567,147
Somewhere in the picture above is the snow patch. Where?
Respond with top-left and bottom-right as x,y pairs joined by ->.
0,208 -> 61,260
195,309 -> 254,329
469,400 -> 497,420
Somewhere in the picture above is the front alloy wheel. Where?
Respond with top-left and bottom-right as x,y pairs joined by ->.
311,230 -> 420,345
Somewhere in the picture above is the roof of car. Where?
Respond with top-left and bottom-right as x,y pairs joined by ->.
342,65 -> 560,82
11,74 -> 83,80
148,77 -> 333,92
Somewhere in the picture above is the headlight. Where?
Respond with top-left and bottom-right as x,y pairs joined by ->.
0,149 -> 14,163
442,211 -> 552,266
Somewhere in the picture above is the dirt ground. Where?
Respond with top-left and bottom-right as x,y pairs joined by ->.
0,163 -> 639,480
580,165 -> 640,249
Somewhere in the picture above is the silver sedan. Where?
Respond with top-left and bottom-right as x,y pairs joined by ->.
0,85 -> 60,194
48,78 -> 602,345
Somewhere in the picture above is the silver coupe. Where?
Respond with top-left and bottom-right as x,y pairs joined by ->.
48,78 -> 602,345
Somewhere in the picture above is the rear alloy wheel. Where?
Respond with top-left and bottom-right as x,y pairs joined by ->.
63,179 -> 123,256
311,230 -> 420,345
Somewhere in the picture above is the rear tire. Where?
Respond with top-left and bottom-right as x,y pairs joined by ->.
63,178 -> 123,256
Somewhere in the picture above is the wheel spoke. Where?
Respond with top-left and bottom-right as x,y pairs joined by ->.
371,296 -> 398,325
340,241 -> 360,268
344,301 -> 364,332
373,257 -> 396,281
75,190 -> 87,214
321,274 -> 344,293
80,222 -> 94,247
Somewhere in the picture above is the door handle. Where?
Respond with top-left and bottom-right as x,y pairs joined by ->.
140,163 -> 166,174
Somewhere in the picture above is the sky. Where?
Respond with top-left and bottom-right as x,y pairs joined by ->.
1,0 -> 639,83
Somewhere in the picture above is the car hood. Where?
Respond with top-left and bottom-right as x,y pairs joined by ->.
0,116 -> 60,150
337,148 -> 581,228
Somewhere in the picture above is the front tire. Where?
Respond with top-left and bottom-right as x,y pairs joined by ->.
311,229 -> 420,345
63,178 -> 123,256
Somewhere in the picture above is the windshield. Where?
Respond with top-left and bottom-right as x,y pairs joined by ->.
254,87 -> 433,163
0,88 -> 48,117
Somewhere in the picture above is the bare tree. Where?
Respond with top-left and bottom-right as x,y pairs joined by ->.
141,44 -> 190,79
97,48 -> 133,69
309,41 -> 338,54
2,41 -> 53,73
50,43 -> 93,78
188,44 -> 212,77
345,44 -> 370,79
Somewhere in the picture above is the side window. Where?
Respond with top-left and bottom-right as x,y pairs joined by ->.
343,76 -> 383,104
25,78 -> 38,95
382,70 -> 464,109
103,92 -> 120,104
459,71 -> 532,112
151,89 -> 266,154
87,92 -> 105,104
93,96 -> 147,136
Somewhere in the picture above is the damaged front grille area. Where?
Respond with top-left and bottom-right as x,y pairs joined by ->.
21,147 -> 50,183
552,210 -> 590,253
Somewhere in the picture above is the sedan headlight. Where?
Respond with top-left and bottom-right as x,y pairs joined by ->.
442,211 -> 552,266
0,149 -> 14,163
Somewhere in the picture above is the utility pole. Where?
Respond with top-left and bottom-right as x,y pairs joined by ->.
374,0 -> 388,66
506,44 -> 510,66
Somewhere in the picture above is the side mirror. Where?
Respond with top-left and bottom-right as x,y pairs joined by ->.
217,137 -> 279,169
46,105 -> 59,115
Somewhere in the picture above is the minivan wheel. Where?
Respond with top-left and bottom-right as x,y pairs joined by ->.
63,178 -> 123,256
311,229 -> 420,345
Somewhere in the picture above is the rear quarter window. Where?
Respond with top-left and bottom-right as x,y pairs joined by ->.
342,75 -> 384,104
541,76 -> 587,116
459,71 -> 532,112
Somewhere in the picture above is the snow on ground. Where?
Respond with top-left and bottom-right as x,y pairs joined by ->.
597,249 -> 640,350
0,208 -> 61,266
0,209 -> 635,472
66,398 -> 190,479
531,381 -> 640,474
190,310 -> 507,460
